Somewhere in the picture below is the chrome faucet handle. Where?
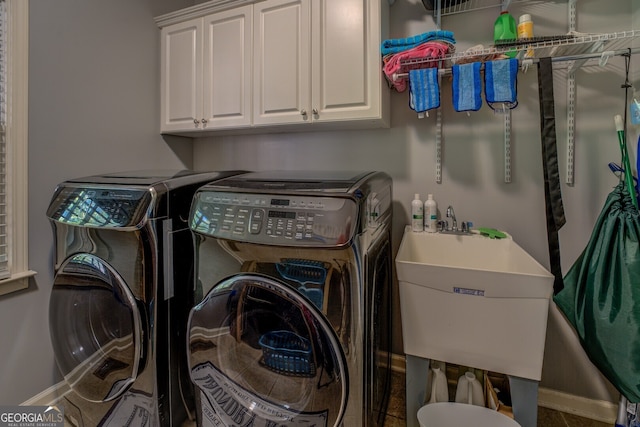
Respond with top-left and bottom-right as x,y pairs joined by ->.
446,205 -> 457,231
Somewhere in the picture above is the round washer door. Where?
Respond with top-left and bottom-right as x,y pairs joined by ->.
49,253 -> 144,402
188,274 -> 347,427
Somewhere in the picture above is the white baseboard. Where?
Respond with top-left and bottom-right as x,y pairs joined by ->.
537,387 -> 617,423
22,381 -> 69,406
389,353 -> 617,423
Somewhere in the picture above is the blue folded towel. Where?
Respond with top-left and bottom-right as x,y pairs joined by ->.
484,58 -> 519,110
409,68 -> 440,115
452,62 -> 482,112
381,30 -> 455,55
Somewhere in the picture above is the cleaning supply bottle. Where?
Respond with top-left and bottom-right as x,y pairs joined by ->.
629,402 -> 640,427
427,365 -> 449,403
517,14 -> 534,58
494,10 -> 517,58
454,371 -> 484,406
616,396 -> 629,427
424,194 -> 438,233
411,193 -> 424,232
630,87 -> 640,125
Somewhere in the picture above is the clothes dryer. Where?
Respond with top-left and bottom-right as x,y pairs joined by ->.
186,171 -> 393,427
47,170 -> 245,426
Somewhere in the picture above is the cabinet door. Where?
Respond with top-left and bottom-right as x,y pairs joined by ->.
160,18 -> 203,132
312,0 -> 386,124
202,6 -> 252,129
253,0 -> 311,126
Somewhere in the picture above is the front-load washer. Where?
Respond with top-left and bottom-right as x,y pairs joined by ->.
186,171 -> 393,427
47,169 -> 245,427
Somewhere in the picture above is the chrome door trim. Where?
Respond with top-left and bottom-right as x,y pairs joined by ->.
49,253 -> 144,402
187,273 -> 349,427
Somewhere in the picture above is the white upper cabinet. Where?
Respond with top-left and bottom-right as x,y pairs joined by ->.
252,0 -> 311,126
203,7 -> 252,129
253,0 -> 388,128
312,0 -> 387,125
160,19 -> 202,132
157,0 -> 389,135
160,5 -> 252,133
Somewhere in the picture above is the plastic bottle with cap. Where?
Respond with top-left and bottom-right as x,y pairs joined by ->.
427,365 -> 449,403
454,371 -> 484,406
424,194 -> 438,233
494,10 -> 517,58
411,194 -> 424,232
517,14 -> 534,58
630,88 -> 640,125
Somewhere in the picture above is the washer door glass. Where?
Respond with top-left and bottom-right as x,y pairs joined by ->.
49,253 -> 143,402
188,274 -> 347,427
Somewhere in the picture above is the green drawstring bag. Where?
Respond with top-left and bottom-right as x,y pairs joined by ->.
554,181 -> 640,402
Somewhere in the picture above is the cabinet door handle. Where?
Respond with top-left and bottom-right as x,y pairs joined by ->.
193,119 -> 200,127
201,118 -> 208,124
301,110 -> 307,117
312,108 -> 318,115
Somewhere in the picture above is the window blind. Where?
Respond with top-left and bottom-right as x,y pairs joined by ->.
0,0 -> 9,279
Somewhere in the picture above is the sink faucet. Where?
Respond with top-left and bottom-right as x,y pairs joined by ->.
440,205 -> 472,235
446,205 -> 457,232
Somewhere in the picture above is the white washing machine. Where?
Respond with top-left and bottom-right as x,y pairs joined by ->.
186,171 -> 393,427
47,170 -> 245,426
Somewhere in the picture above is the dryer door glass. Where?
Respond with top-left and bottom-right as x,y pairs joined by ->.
188,274 -> 347,427
49,253 -> 143,402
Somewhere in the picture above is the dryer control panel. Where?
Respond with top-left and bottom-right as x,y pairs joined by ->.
190,191 -> 358,246
47,185 -> 152,229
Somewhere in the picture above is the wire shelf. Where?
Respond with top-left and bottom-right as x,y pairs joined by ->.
423,0 -> 547,17
398,30 -> 640,71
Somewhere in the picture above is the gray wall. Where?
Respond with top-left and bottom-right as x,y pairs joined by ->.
0,0 -> 636,408
0,0 -> 194,405
192,0 -> 637,402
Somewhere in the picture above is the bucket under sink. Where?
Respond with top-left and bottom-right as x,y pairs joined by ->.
396,226 -> 553,380
418,403 -> 521,427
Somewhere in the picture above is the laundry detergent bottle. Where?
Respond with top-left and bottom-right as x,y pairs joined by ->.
494,11 -> 517,58
424,194 -> 438,233
411,193 -> 424,232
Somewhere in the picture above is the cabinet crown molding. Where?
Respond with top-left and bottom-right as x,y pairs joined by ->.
155,0 -> 261,27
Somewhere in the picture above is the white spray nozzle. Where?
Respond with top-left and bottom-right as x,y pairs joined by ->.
614,114 -> 624,132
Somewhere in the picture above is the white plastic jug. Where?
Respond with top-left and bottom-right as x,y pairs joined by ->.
427,366 -> 449,403
454,371 -> 484,406
418,403 -> 521,427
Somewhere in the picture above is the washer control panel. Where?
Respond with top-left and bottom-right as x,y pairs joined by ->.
191,191 -> 358,246
47,185 -> 151,228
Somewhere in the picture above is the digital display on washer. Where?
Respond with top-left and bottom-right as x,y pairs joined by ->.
270,198 -> 290,206
268,210 -> 296,219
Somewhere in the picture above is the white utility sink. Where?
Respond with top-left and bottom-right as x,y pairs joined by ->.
396,226 -> 553,380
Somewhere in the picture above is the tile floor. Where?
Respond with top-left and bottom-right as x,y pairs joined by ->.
383,371 -> 612,427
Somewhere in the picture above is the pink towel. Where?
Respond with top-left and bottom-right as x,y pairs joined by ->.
383,41 -> 453,92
